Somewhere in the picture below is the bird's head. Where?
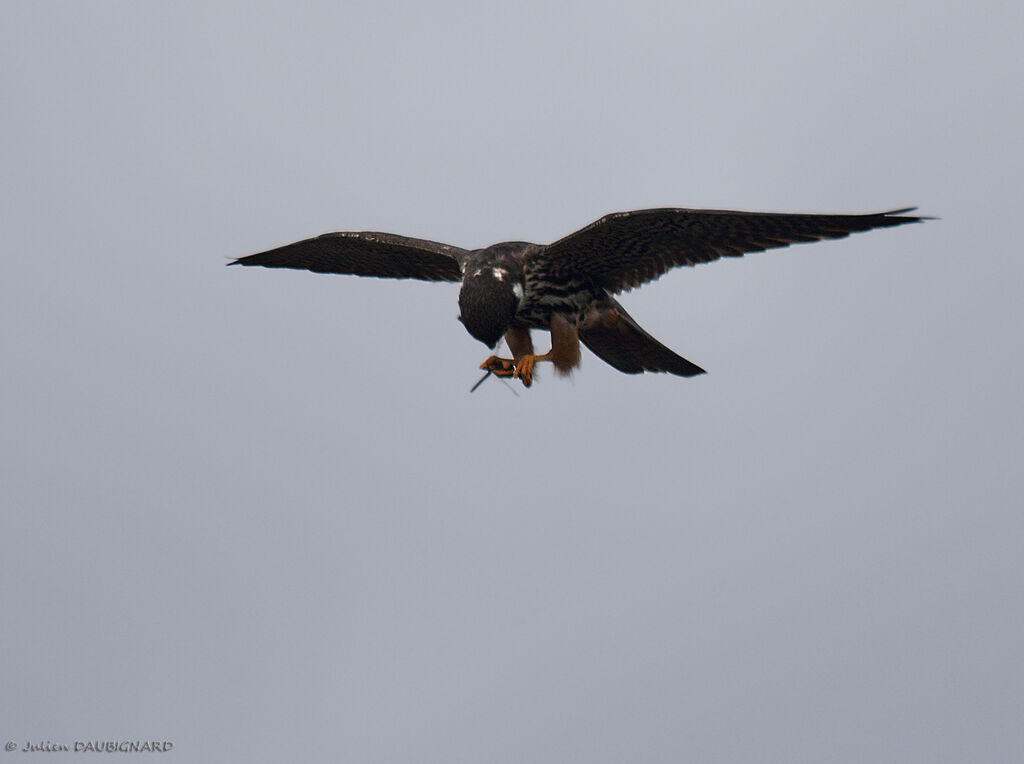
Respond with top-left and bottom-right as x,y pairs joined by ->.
458,266 -> 523,348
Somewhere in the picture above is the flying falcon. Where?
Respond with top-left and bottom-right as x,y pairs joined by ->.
231,207 -> 925,387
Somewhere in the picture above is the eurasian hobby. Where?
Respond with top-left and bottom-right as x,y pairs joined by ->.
231,207 -> 925,387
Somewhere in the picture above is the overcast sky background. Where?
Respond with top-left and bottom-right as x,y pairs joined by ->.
2,2 -> 1021,762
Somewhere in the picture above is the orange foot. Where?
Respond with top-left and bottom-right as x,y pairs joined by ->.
513,352 -> 552,388
480,355 -> 516,377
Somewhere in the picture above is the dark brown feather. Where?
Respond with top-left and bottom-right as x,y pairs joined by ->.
230,231 -> 465,282
539,208 -> 926,294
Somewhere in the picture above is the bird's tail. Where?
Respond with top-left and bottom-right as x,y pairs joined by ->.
579,297 -> 706,377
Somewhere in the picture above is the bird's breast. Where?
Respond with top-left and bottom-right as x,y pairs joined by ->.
516,274 -> 603,328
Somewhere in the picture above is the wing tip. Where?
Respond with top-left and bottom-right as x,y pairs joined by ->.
882,207 -> 937,222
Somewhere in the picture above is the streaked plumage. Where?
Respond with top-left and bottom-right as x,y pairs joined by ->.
231,207 -> 926,386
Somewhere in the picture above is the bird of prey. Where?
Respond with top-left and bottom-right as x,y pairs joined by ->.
231,207 -> 925,387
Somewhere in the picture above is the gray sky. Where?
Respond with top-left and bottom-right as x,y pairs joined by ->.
2,1 -> 1021,762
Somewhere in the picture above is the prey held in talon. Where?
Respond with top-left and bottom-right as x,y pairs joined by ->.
480,352 -> 551,388
479,356 -> 516,377
231,207 -> 929,388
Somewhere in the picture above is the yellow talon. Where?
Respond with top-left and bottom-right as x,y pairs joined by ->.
514,357 -> 536,387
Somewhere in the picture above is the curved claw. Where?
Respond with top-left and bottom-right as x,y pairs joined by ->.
513,356 -> 537,387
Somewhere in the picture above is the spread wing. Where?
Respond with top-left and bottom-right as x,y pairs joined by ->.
537,208 -> 926,293
230,231 -> 466,282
